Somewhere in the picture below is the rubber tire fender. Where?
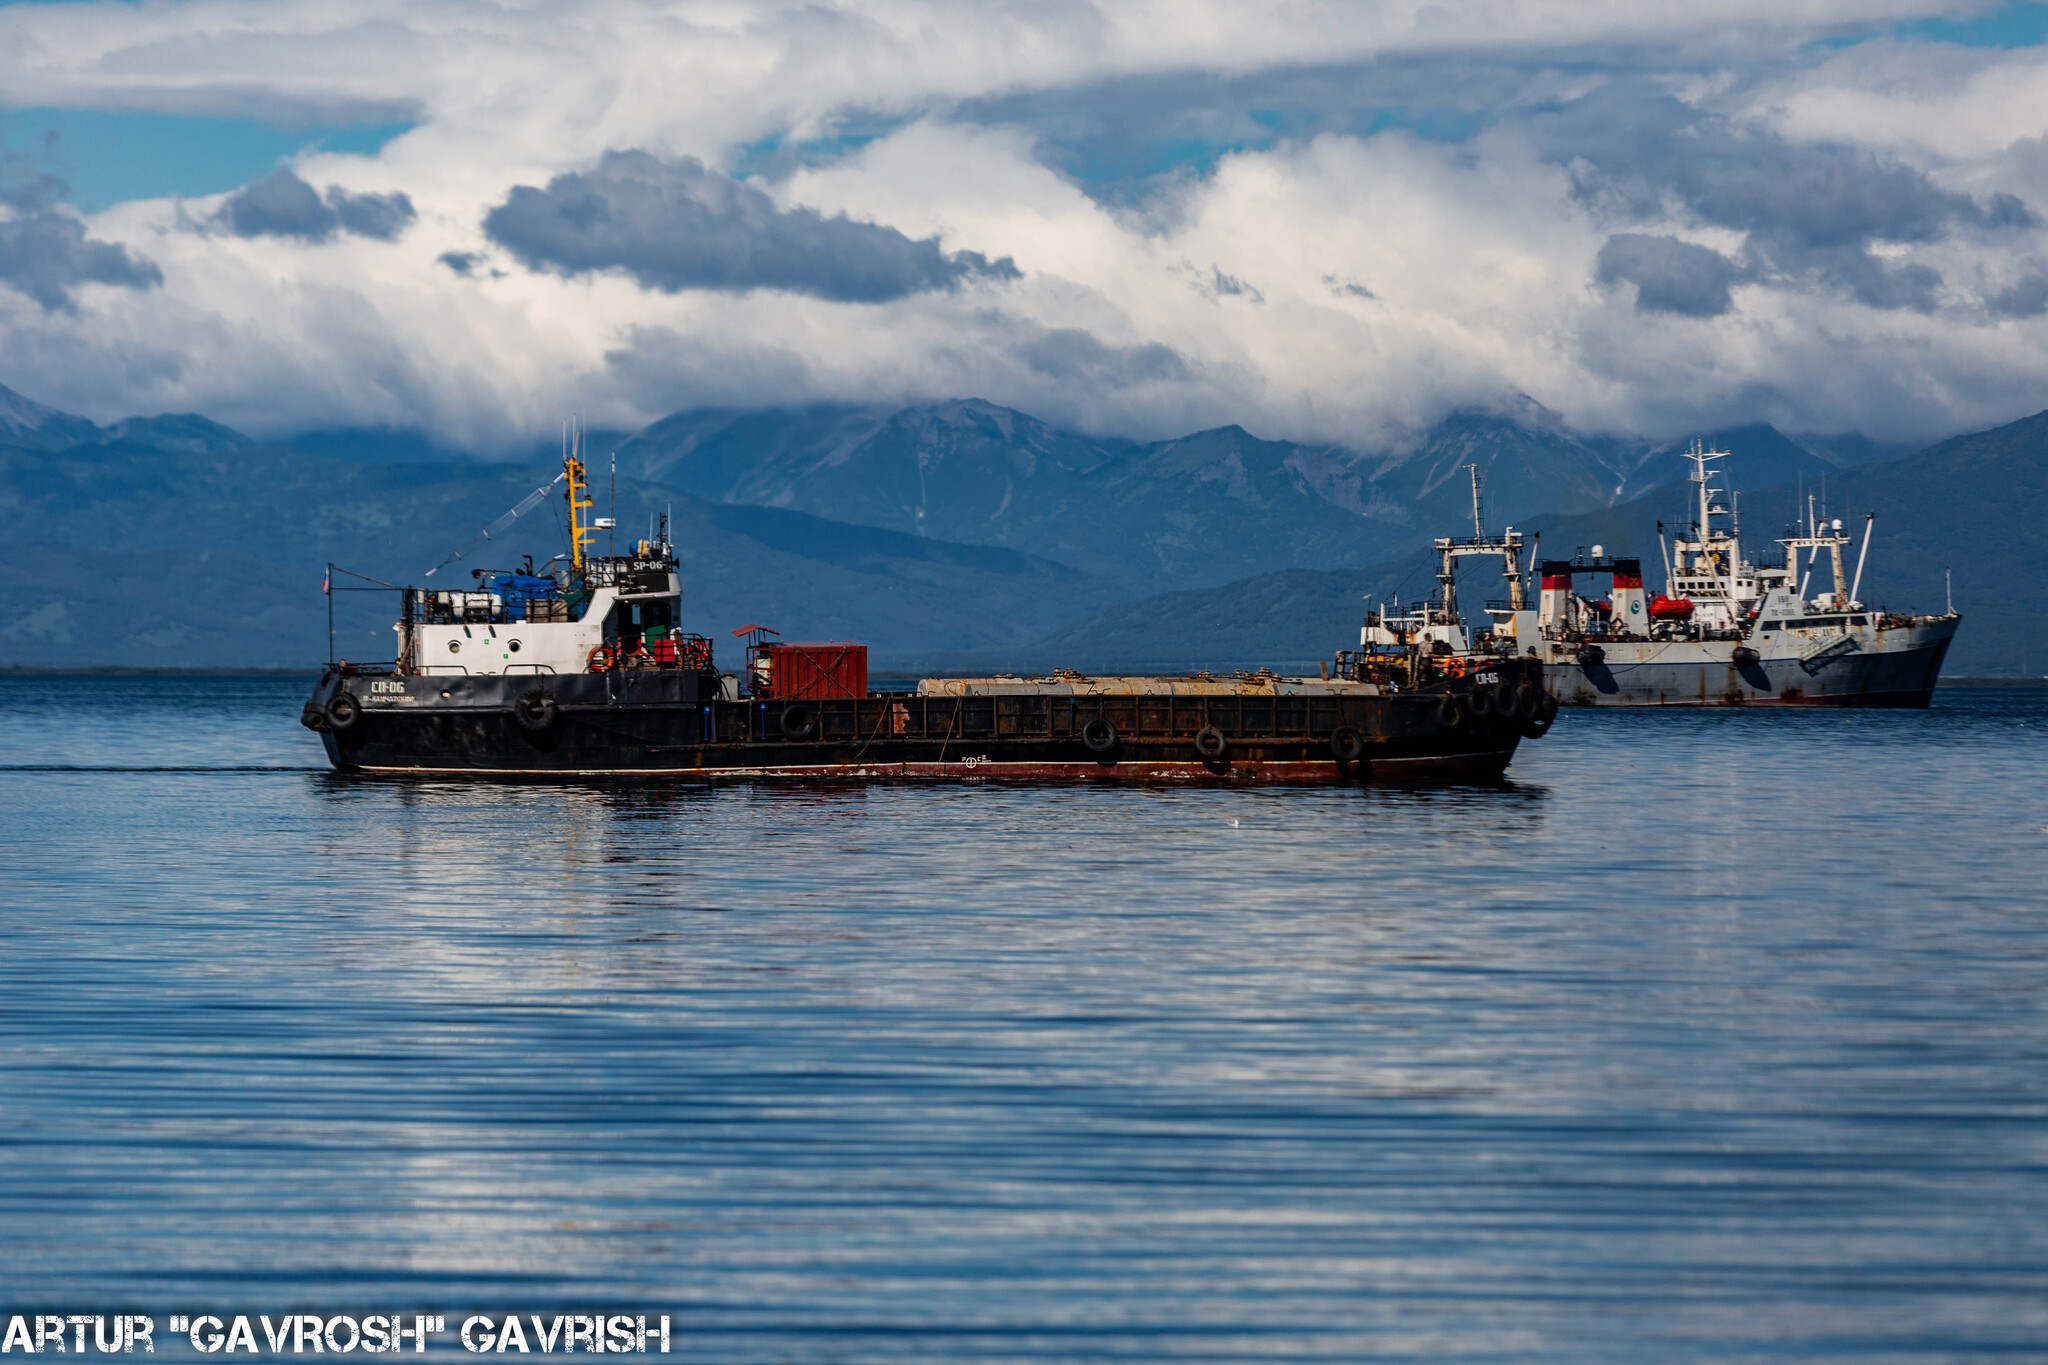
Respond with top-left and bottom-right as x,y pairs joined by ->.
1329,726 -> 1364,763
514,689 -> 559,732
1193,725 -> 1229,761
1433,693 -> 1465,729
325,690 -> 362,731
1515,683 -> 1545,721
1467,687 -> 1495,721
1081,717 -> 1118,754
1520,690 -> 1559,738
780,703 -> 818,742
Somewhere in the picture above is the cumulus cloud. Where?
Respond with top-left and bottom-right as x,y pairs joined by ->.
1990,273 -> 2048,318
1017,327 -> 1189,386
482,151 -> 1020,302
1596,234 -> 1744,317
1548,88 -> 2040,312
0,166 -> 161,313
217,169 -> 416,242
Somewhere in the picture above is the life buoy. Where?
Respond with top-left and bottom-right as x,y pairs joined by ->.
1081,717 -> 1118,755
514,689 -> 559,732
780,703 -> 817,741
325,690 -> 361,730
1434,693 -> 1465,729
1445,656 -> 1467,678
587,644 -> 615,673
1329,726 -> 1364,762
1193,725 -> 1229,761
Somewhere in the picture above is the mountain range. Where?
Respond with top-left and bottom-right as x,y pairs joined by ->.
0,378 -> 2036,674
613,395 -> 1880,592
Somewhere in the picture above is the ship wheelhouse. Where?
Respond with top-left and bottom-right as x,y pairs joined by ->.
390,434 -> 712,681
403,541 -> 702,679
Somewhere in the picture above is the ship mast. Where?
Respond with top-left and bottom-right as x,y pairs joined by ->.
1684,440 -> 1740,614
1436,463 -> 1529,642
565,422 -> 595,571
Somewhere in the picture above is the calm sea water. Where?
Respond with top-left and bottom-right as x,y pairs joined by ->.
2,675 -> 2045,1362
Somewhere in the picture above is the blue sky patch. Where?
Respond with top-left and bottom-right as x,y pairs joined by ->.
0,109 -> 413,211
1818,1 -> 2048,50
1905,0 -> 2048,46
727,118 -> 912,182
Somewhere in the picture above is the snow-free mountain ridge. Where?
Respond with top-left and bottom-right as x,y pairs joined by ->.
0,380 -> 2002,669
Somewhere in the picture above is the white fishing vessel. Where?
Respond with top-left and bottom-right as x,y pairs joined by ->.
1476,444 -> 1958,706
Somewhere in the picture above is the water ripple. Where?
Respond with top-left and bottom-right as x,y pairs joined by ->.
1,677 -> 2045,1361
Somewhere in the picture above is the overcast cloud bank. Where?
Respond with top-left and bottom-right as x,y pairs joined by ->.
0,1 -> 2044,453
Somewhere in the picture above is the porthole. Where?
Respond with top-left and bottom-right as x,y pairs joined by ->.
508,640 -> 522,653
448,640 -> 461,653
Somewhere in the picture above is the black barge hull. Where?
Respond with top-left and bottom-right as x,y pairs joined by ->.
303,666 -> 1544,784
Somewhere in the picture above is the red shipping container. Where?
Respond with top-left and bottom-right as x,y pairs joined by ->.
758,642 -> 867,699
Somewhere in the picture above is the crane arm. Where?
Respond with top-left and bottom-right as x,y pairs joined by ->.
422,472 -> 566,578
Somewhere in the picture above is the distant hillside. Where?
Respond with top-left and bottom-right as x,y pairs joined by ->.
1026,409 -> 2048,677
615,396 -> 1660,591
620,398 -> 1403,588
1613,423 -> 1853,502
614,395 -> 1905,592
0,397 -> 1121,669
990,568 -> 1408,675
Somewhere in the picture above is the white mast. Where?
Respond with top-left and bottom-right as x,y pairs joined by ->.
1849,513 -> 1873,608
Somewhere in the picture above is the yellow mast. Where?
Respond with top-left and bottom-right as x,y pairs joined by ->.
565,426 -> 595,570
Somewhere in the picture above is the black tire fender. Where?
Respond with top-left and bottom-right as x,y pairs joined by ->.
1193,725 -> 1229,760
780,703 -> 818,741
1081,717 -> 1118,754
325,691 -> 361,731
1468,687 -> 1495,721
1329,726 -> 1364,762
514,689 -> 559,732
1516,683 -> 1544,721
1433,693 -> 1465,729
